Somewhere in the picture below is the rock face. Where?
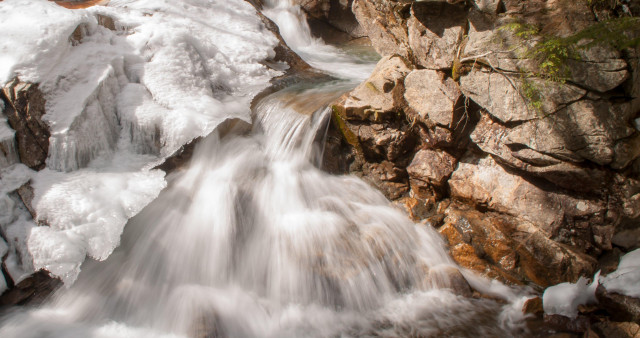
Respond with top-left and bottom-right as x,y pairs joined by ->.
324,0 -> 640,288
1,79 -> 49,170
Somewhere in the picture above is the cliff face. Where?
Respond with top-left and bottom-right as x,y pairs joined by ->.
322,0 -> 640,287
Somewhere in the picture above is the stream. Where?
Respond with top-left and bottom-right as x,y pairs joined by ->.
0,0 -> 531,336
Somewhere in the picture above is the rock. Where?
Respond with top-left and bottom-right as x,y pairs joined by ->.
439,204 -> 596,286
351,0 -> 412,58
334,55 -> 411,122
460,69 -> 586,124
612,228 -> 640,251
404,69 -> 461,127
427,265 -> 473,297
568,46 -> 629,93
596,285 -> 640,323
0,270 -> 61,307
449,154 -> 607,253
254,11 -> 312,73
523,297 -> 544,316
593,321 -> 640,338
300,0 -> 366,38
407,149 -> 457,188
1,79 -> 50,170
470,113 -> 611,192
361,161 -> 409,200
472,0 -> 504,14
407,1 -> 466,69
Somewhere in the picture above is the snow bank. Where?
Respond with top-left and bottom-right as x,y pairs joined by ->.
601,249 -> 640,298
542,272 -> 600,318
0,0 -> 281,286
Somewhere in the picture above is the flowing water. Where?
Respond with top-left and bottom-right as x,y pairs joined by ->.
0,1 -> 531,337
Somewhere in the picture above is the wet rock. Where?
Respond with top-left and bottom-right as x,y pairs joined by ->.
439,204 -> 596,286
1,79 -> 50,170
334,55 -> 411,122
427,265 -> 473,297
407,1 -> 466,69
254,11 -> 312,73
595,285 -> 640,323
0,270 -> 61,307
404,69 -> 461,127
523,297 -> 544,316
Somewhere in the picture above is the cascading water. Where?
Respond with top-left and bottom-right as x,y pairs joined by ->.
0,0 -> 531,337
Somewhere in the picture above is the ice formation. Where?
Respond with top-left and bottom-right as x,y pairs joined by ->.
0,0 -> 281,286
601,248 -> 640,298
542,271 -> 600,318
542,249 -> 640,318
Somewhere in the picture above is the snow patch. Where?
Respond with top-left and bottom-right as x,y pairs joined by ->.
542,271 -> 600,318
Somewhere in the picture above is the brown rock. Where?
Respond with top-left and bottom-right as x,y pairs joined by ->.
593,321 -> 640,338
448,154 -> 606,252
407,149 -> 457,187
1,79 -> 50,170
440,203 -> 596,286
596,285 -> 640,323
523,297 -> 544,316
0,270 -> 61,307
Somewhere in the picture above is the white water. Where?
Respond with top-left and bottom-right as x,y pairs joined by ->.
1,0 -> 529,336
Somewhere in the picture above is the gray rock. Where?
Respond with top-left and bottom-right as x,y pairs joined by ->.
335,55 -> 411,122
352,0 -> 412,58
404,69 -> 461,127
408,1 -> 466,69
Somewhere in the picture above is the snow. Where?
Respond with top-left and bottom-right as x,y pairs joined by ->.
542,271 -> 600,318
601,249 -> 640,298
0,0 -> 282,286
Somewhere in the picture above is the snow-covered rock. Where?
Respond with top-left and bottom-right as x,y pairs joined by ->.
0,0 -> 283,286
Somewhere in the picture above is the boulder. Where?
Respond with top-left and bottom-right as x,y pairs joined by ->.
449,154 -> 609,254
334,55 -> 411,122
596,285 -> 640,323
404,69 -> 461,127
462,69 -> 637,169
438,205 -> 596,286
593,321 -> 640,338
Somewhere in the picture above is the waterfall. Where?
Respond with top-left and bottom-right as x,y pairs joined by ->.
0,0 -> 530,337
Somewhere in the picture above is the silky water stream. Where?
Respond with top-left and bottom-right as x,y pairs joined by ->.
0,0 -> 532,336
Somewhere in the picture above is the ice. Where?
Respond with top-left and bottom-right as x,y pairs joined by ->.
601,248 -> 640,298
0,0 -> 282,285
0,101 -> 20,168
542,271 -> 600,318
0,164 -> 37,287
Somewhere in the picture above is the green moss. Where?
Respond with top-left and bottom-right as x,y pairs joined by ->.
501,17 -> 640,83
331,105 -> 362,154
365,81 -> 379,93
